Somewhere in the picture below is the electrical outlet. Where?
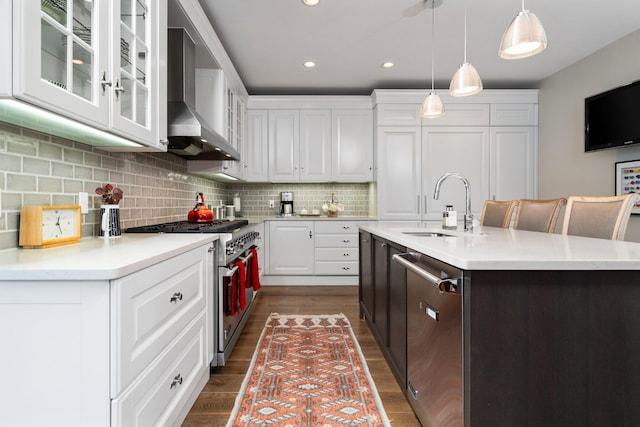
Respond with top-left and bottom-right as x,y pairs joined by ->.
79,192 -> 89,214
269,200 -> 275,208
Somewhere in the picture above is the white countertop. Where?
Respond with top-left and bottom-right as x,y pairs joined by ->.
359,223 -> 640,270
0,234 -> 218,281
258,215 -> 376,221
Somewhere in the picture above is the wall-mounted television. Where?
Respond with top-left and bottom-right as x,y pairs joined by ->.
585,80 -> 640,152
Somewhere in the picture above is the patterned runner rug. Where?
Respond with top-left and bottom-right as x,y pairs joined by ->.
226,313 -> 391,427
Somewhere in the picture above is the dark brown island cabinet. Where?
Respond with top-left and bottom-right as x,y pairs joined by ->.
359,230 -> 640,427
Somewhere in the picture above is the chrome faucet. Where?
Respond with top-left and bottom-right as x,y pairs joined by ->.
433,172 -> 473,231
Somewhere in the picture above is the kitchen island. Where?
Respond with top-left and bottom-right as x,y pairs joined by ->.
359,223 -> 640,427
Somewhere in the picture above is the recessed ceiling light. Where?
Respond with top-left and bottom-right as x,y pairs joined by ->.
302,0 -> 319,5
381,62 -> 394,68
303,61 -> 316,68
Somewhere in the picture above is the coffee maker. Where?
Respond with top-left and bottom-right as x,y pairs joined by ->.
280,192 -> 294,216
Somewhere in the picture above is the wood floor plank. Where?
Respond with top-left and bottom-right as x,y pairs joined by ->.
181,285 -> 417,426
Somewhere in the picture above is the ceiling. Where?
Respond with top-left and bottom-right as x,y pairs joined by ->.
197,0 -> 640,96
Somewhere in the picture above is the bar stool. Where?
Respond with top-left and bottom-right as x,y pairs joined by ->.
480,200 -> 519,228
514,198 -> 567,233
561,194 -> 635,240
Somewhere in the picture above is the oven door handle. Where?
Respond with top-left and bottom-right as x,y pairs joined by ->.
219,250 -> 255,277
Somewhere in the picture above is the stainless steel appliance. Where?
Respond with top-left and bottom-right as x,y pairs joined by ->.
280,191 -> 294,216
125,219 -> 260,366
166,28 -> 240,161
393,251 -> 464,427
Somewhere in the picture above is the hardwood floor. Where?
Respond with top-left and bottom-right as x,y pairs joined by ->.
181,286 -> 420,426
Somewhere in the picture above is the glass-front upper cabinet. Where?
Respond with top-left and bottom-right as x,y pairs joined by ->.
14,0 -> 109,127
111,0 -> 158,145
9,0 -> 166,149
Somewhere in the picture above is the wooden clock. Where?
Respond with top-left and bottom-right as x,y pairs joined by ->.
19,205 -> 82,248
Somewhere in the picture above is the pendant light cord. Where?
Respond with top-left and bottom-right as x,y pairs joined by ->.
431,0 -> 435,91
463,2 -> 468,63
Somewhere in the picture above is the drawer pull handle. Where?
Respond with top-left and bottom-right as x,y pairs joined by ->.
342,226 -> 350,229
170,374 -> 183,389
342,239 -> 350,243
342,267 -> 350,271
170,292 -> 183,303
343,253 -> 350,257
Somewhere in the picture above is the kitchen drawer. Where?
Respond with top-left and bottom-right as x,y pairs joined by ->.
314,220 -> 373,234
111,246 -> 208,396
111,312 -> 208,427
315,247 -> 359,261
315,261 -> 359,275
315,234 -> 358,248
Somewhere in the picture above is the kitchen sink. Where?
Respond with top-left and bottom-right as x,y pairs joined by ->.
402,231 -> 455,237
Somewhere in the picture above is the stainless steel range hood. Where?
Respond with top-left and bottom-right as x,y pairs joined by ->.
167,28 -> 239,161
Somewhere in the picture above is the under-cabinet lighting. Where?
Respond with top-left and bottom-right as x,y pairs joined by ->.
0,99 -> 142,148
215,173 -> 238,181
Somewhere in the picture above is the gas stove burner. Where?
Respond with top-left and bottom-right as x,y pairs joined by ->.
125,219 -> 249,234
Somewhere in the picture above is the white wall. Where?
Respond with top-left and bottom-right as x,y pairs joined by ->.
538,29 -> 640,242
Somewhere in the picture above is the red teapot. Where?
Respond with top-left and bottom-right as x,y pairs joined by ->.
188,192 -> 214,223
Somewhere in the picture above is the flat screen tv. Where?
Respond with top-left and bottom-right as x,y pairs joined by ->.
585,80 -> 640,152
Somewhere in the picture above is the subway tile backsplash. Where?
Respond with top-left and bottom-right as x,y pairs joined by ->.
0,122 -> 373,251
231,183 -> 372,218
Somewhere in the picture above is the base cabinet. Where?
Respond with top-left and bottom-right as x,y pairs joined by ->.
0,241 -> 215,427
358,231 -> 374,319
362,235 -> 407,386
266,219 -> 375,279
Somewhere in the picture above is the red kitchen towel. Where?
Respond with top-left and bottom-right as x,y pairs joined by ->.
248,248 -> 261,291
235,260 -> 246,311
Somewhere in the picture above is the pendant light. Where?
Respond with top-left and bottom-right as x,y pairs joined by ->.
420,0 -> 444,118
499,0 -> 547,59
449,3 -> 482,97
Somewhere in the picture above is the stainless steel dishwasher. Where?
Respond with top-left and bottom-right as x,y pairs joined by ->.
393,251 -> 464,427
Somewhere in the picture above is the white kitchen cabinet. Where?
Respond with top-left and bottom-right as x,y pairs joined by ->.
490,104 -> 537,126
375,91 -> 538,223
6,0 -> 166,149
490,127 -> 537,200
267,221 -> 315,275
266,219 -> 375,278
244,109 -> 270,181
375,104 -> 422,126
377,126 -> 491,221
268,109 -> 331,182
423,126 -> 491,219
376,127 -> 423,220
314,221 -> 364,275
331,109 -> 374,181
0,238 -> 215,427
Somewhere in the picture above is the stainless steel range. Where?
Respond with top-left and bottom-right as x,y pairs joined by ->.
126,219 -> 260,366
